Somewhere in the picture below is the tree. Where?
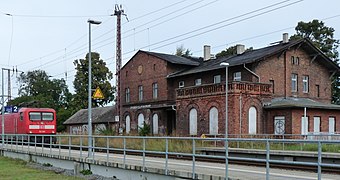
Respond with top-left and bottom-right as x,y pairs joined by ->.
290,19 -> 340,104
14,70 -> 72,109
73,52 -> 115,109
216,45 -> 253,58
290,19 -> 339,62
175,45 -> 192,57
9,69 -> 73,131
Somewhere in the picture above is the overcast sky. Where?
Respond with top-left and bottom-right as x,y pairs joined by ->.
0,0 -> 339,98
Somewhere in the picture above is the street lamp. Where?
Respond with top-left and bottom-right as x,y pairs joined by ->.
1,69 -> 5,147
220,62 -> 229,179
87,19 -> 101,158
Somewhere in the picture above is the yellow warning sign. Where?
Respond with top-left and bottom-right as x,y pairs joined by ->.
92,87 -> 104,99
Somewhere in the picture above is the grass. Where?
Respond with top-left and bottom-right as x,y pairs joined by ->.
0,156 -> 83,180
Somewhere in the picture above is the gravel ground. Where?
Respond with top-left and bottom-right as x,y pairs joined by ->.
27,162 -> 117,180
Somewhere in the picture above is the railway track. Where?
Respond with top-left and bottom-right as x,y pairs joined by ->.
3,141 -> 340,174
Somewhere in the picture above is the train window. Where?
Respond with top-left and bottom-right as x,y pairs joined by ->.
20,112 -> 23,121
29,112 -> 41,121
42,112 -> 54,121
29,112 -> 41,120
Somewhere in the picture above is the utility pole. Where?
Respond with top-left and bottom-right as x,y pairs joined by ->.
114,4 -> 127,129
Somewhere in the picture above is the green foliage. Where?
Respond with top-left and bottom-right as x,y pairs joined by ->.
73,52 -> 115,109
98,126 -> 116,136
9,70 -> 73,132
43,163 -> 52,167
175,45 -> 192,57
80,169 -> 92,175
0,157 -> 82,180
290,19 -> 339,61
138,122 -> 151,136
291,19 -> 340,104
215,45 -> 253,58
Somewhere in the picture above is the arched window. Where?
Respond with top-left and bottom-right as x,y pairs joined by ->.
189,108 -> 197,135
209,107 -> 219,135
137,113 -> 145,132
125,115 -> 131,134
152,114 -> 159,135
248,106 -> 257,134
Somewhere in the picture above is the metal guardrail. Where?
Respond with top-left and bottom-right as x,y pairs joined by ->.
1,134 -> 340,180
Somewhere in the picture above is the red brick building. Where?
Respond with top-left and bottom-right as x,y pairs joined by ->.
120,35 -> 340,136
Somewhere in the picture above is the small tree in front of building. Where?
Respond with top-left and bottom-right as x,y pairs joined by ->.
138,122 -> 151,136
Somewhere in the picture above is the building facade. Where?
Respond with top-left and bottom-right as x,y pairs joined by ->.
120,35 -> 340,136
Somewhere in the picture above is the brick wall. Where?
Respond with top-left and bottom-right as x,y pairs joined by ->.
255,48 -> 332,103
120,51 -> 190,134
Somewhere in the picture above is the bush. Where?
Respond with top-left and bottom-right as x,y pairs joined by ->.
138,122 -> 150,136
80,169 -> 92,175
98,126 -> 116,136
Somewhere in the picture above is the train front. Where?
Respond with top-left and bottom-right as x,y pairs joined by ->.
21,108 -> 57,143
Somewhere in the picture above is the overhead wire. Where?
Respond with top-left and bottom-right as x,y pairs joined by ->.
124,0 -> 189,23
41,0 -> 293,71
122,0 -> 206,35
150,0 -> 304,51
122,0 -> 219,40
17,0 -> 198,71
12,0 -> 188,70
49,0 -> 302,79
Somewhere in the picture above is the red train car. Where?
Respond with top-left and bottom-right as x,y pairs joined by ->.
0,107 -> 57,143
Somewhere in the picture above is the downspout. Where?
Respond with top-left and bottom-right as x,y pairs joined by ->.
284,51 -> 287,98
304,107 -> 307,136
171,105 -> 176,111
239,94 -> 242,135
243,63 -> 260,82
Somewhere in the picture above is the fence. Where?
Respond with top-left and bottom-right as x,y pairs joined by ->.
1,134 -> 340,180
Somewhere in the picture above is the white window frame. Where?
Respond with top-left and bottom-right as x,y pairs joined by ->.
138,113 -> 145,132
125,88 -> 130,103
179,81 -> 184,88
313,116 -> 320,134
189,108 -> 197,135
291,74 -> 298,92
152,83 -> 158,99
138,85 -> 143,101
152,114 -> 159,135
125,115 -> 131,134
195,79 -> 202,86
209,107 -> 219,135
329,117 -> 335,134
295,57 -> 300,65
301,116 -> 309,135
248,107 -> 257,134
303,75 -> 309,93
214,75 -> 221,84
233,72 -> 241,81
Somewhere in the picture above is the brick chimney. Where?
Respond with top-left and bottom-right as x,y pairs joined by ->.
236,44 -> 245,55
203,45 -> 211,61
283,33 -> 289,43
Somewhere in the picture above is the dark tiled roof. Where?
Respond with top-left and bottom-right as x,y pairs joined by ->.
168,38 -> 340,78
63,106 -> 116,125
141,50 -> 201,66
264,97 -> 340,110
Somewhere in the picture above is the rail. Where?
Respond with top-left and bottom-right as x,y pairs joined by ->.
1,134 -> 340,180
